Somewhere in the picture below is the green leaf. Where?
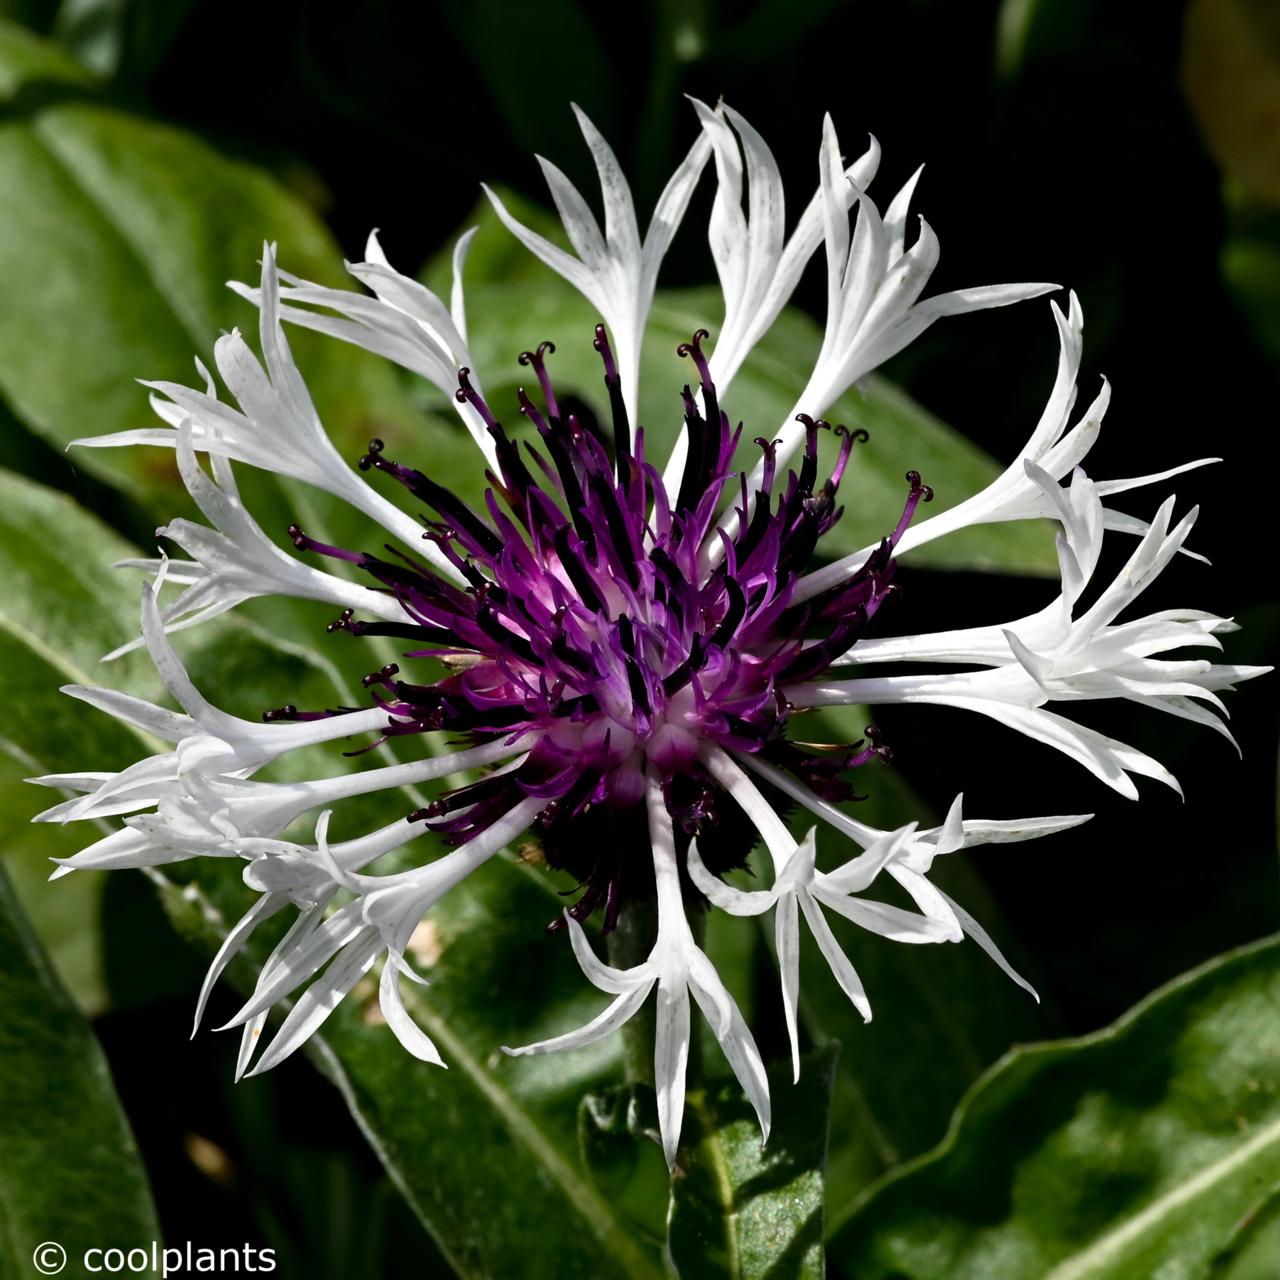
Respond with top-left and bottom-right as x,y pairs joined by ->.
0,29 -> 1053,580
831,931 -> 1280,1279
994,0 -> 1099,79
52,0 -> 199,80
1205,1181 -> 1280,1278
0,20 -> 429,510
579,1084 -> 671,1246
0,859 -> 159,1269
666,1044 -> 840,1279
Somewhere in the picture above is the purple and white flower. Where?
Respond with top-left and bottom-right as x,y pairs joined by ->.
37,101 -> 1267,1168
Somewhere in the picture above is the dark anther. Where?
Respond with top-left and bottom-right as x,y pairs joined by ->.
361,662 -> 400,689
262,704 -> 297,722
905,470 -> 935,502
287,524 -> 305,547
358,438 -> 385,471
676,328 -> 710,359
408,799 -> 449,823
836,424 -> 870,444
518,341 -> 556,365
864,724 -> 894,763
327,608 -> 355,634
454,367 -> 476,403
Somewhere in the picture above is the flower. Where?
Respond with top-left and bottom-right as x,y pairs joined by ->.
504,773 -> 771,1169
688,747 -> 954,1082
38,101 -> 1267,1169
792,464 -> 1268,799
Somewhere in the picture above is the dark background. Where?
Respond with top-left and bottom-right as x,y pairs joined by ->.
6,0 -> 1277,1271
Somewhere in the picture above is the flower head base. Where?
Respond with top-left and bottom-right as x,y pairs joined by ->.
41,100 -> 1267,1172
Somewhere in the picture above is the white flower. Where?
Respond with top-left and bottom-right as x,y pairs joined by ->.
72,245 -> 463,582
38,97 -> 1264,1165
105,423 -> 407,658
221,796 -> 544,1077
795,294 -> 1219,601
732,751 -> 1089,998
703,112 -> 1057,565
659,100 -> 881,495
229,229 -> 500,469
30,582 -> 399,871
503,772 -> 769,1169
792,465 -> 1269,798
484,104 -> 712,423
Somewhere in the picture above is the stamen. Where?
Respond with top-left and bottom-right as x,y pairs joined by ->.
593,323 -> 632,489
288,525 -> 362,564
261,324 -> 938,929
888,471 -> 934,546
828,424 -> 869,489
518,341 -> 560,420
847,725 -> 893,767
358,438 -> 385,471
675,328 -> 712,387
455,367 -> 500,433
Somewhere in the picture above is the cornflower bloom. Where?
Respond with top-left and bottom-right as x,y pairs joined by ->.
34,100 -> 1266,1166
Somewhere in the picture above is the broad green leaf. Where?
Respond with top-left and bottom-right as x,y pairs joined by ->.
0,860 -> 159,1270
0,20 -> 430,511
158,858 -> 663,1280
0,754 -> 205,1017
0,24 -> 1054,582
1205,1182 -> 1280,1278
0,463 -> 661,1278
421,185 -> 572,295
667,1045 -> 840,1280
0,760 -> 111,1013
52,0 -> 198,79
830,931 -> 1280,1280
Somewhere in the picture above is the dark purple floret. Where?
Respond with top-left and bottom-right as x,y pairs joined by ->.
285,326 -> 931,927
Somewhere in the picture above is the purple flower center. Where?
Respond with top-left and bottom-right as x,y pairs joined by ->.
280,326 -> 931,928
